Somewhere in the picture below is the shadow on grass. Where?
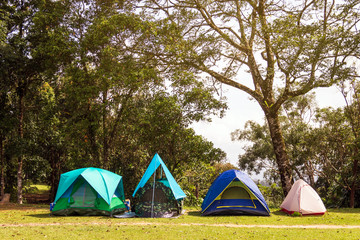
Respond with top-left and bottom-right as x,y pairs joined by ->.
270,210 -> 288,216
271,210 -> 329,217
189,209 -> 328,218
327,208 -> 360,214
26,213 -> 52,218
26,213 -> 110,219
186,210 -> 274,218
186,211 -> 201,217
0,203 -> 48,210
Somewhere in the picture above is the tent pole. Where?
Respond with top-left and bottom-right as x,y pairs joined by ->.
151,168 -> 156,218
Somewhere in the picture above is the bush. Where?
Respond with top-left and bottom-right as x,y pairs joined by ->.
183,190 -> 203,207
257,183 -> 284,208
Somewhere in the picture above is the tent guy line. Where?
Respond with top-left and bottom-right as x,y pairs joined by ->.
1,222 -> 360,229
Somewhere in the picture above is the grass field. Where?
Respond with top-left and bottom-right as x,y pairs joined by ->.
1,204 -> 360,239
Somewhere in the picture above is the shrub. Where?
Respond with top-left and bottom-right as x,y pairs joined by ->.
257,183 -> 284,208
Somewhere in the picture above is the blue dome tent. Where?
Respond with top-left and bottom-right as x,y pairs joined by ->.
201,169 -> 270,216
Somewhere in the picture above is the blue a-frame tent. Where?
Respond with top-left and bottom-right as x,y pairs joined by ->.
132,153 -> 186,217
132,153 -> 186,200
201,169 -> 270,216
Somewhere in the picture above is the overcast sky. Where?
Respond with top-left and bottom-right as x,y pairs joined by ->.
190,85 -> 347,178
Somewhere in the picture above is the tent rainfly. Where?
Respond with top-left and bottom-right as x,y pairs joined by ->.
132,153 -> 186,218
201,169 -> 270,216
51,167 -> 127,216
280,179 -> 326,215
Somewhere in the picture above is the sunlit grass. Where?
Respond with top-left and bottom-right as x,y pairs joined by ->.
32,184 -> 50,193
0,205 -> 360,239
1,224 -> 360,240
26,184 -> 50,194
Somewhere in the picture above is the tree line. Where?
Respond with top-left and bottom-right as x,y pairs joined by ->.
1,0 -> 360,208
233,83 -> 360,208
0,0 -> 227,203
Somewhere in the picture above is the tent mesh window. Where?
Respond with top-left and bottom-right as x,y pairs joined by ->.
221,186 -> 251,199
71,182 -> 97,208
220,180 -> 253,200
141,187 -> 168,203
134,181 -> 181,217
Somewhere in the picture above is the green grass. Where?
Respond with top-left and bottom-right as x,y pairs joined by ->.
32,184 -> 50,193
1,224 -> 360,240
25,184 -> 50,194
1,205 -> 360,239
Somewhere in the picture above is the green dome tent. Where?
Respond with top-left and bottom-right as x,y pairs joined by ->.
51,167 -> 127,216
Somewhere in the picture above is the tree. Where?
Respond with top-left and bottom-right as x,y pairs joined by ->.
1,0 -> 44,203
232,93 -> 320,183
0,11 -> 15,197
140,0 -> 360,195
312,107 -> 356,207
26,82 -> 65,200
0,0 -> 227,203
232,92 -> 360,207
1,0 -> 72,203
0,92 -> 14,197
38,0 -> 227,198
339,80 -> 360,207
107,88 -> 226,197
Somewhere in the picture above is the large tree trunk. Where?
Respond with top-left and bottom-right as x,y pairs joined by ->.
306,161 -> 316,188
265,111 -> 293,196
195,182 -> 199,199
17,90 -> 24,204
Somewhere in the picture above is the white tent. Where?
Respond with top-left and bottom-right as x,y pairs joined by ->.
280,179 -> 326,215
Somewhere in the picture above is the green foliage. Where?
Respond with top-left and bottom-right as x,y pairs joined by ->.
234,90 -> 360,208
183,190 -> 203,207
291,211 -> 302,217
0,0 -> 227,203
138,0 -> 360,195
180,162 -> 215,206
232,120 -> 275,177
257,183 -> 284,209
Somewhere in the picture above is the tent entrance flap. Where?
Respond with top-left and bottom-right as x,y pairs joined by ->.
217,182 -> 257,209
220,179 -> 254,200
70,181 -> 97,208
